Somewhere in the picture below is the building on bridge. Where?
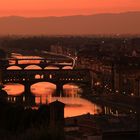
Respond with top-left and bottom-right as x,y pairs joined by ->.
0,58 -> 92,106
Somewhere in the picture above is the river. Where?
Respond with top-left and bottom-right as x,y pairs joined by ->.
3,53 -> 136,118
3,53 -> 103,117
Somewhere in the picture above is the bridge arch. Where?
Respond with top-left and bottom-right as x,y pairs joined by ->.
44,66 -> 59,69
62,66 -> 73,69
7,66 -> 22,70
30,82 -> 56,95
63,83 -> 83,97
4,83 -> 24,95
30,82 -> 56,104
24,65 -> 42,70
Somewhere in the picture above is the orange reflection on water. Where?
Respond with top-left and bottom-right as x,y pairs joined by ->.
31,82 -> 56,95
24,65 -> 42,69
12,55 -> 42,60
62,66 -> 73,69
7,66 -> 22,70
49,97 -> 102,117
44,66 -> 59,69
63,84 -> 82,97
3,56 -> 102,117
11,54 -> 42,64
3,83 -> 102,117
4,83 -> 24,96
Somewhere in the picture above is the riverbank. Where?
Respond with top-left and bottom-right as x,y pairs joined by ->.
82,93 -> 140,112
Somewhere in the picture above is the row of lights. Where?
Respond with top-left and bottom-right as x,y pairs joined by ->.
59,78 -> 83,81
4,78 -> 27,82
94,81 -> 136,96
7,96 -> 26,102
4,78 -> 84,82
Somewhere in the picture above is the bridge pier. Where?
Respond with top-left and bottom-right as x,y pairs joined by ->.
55,84 -> 64,97
59,66 -> 63,70
24,82 -> 31,95
15,59 -> 18,65
22,82 -> 35,106
3,69 -> 91,101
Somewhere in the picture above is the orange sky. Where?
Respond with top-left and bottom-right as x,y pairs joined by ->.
0,0 -> 140,17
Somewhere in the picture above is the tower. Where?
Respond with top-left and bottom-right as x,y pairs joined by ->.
49,100 -> 65,140
49,100 -> 65,126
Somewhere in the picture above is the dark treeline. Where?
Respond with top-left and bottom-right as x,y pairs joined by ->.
0,35 -> 140,53
0,100 -> 64,140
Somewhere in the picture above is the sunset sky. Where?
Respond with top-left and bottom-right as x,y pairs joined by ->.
0,0 -> 140,17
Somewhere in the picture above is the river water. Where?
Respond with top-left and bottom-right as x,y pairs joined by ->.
3,53 -> 136,118
3,53 -> 103,117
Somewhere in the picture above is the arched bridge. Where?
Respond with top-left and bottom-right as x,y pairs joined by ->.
3,58 -> 73,69
1,68 -> 91,106
2,69 -> 91,97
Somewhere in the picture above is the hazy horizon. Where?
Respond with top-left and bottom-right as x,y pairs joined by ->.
0,11 -> 140,35
0,11 -> 140,18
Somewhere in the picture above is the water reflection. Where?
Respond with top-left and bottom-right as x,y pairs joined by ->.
44,66 -> 59,69
51,97 -> 102,117
63,84 -> 82,97
11,53 -> 42,60
7,66 -> 22,70
3,54 -> 102,117
24,65 -> 42,69
62,66 -> 73,69
31,82 -> 56,95
4,83 -> 24,96
10,54 -> 42,65
4,82 -> 102,117
103,105 -> 137,117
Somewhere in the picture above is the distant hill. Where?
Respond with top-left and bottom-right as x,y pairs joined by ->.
0,11 -> 140,35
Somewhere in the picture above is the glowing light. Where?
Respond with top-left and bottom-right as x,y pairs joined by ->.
95,82 -> 100,86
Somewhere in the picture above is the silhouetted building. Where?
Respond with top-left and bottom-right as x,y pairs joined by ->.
0,88 -> 8,102
0,49 -> 6,59
49,100 -> 65,127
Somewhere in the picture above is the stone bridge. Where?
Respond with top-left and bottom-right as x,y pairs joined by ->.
1,69 -> 91,105
0,58 -> 91,105
3,58 -> 73,69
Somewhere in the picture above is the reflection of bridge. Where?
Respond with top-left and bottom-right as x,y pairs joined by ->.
4,58 -> 73,69
1,59 -> 91,105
